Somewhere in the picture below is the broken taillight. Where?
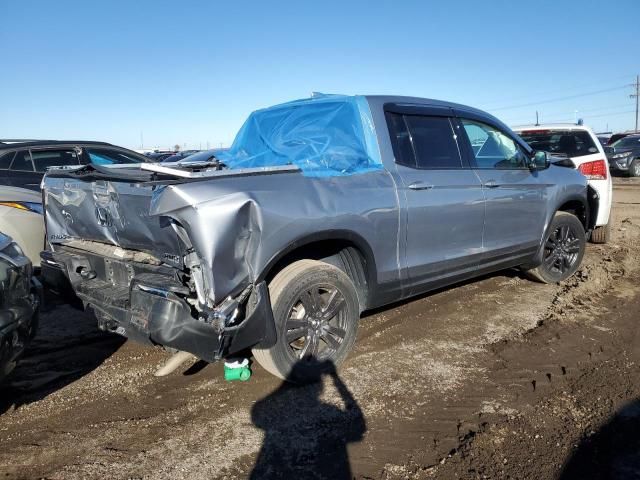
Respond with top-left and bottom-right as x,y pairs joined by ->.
578,159 -> 608,180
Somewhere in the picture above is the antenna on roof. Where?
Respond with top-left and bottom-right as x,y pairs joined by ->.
535,111 -> 539,126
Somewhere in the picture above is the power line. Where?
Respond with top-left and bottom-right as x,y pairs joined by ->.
502,104 -> 635,125
581,109 -> 635,120
479,74 -> 638,107
488,85 -> 628,112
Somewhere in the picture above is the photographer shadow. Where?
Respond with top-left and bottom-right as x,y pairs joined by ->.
250,360 -> 366,480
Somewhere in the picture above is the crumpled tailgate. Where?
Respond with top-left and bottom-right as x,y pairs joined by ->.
43,175 -> 183,262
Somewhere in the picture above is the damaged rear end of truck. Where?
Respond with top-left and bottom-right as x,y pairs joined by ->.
40,94 -> 386,367
41,163 -> 286,363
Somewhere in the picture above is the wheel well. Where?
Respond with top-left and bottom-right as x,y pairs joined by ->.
263,240 -> 370,312
557,199 -> 588,229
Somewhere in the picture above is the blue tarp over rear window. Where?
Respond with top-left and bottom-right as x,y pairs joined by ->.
216,95 -> 382,177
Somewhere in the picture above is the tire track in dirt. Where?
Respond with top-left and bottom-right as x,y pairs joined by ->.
384,181 -> 640,479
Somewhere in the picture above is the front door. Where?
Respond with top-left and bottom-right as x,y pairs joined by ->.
457,116 -> 548,268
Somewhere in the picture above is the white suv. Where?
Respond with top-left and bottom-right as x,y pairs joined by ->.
514,124 -> 612,243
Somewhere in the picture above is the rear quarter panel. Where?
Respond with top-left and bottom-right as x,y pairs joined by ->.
151,170 -> 401,305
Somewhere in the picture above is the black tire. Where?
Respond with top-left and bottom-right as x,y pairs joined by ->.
526,212 -> 586,284
629,159 -> 640,177
590,223 -> 610,244
252,259 -> 359,383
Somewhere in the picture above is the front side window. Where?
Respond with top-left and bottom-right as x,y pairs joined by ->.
86,148 -> 147,165
518,130 -> 599,158
387,113 -> 463,169
31,149 -> 80,172
10,150 -> 34,171
462,120 -> 527,169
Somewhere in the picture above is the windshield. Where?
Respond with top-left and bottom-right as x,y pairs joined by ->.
86,147 -> 149,165
611,136 -> 640,148
518,130 -> 599,158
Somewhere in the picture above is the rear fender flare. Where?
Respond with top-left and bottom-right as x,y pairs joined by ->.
256,229 -> 379,294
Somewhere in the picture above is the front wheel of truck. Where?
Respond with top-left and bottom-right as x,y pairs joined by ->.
525,211 -> 586,284
252,259 -> 360,383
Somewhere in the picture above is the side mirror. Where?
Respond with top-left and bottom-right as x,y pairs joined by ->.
531,150 -> 550,170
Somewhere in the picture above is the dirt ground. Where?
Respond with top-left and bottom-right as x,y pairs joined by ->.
1,177 -> 639,480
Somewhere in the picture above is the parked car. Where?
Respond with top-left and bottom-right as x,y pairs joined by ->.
0,186 -> 44,267
40,95 -> 593,383
0,141 -> 150,191
514,124 -> 612,243
0,233 -> 41,382
608,132 -> 635,145
163,149 -> 221,163
146,152 -> 176,162
162,150 -> 201,163
605,134 -> 640,177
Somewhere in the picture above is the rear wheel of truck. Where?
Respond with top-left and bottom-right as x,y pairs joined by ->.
526,211 -> 586,284
590,223 -> 610,244
252,259 -> 359,383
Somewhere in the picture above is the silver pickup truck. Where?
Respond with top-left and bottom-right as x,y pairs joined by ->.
40,95 -> 596,382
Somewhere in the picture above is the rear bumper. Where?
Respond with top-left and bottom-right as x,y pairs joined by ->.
41,248 -> 276,362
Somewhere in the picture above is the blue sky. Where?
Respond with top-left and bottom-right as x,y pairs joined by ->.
1,0 -> 638,150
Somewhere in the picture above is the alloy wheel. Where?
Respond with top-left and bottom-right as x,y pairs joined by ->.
543,224 -> 581,274
284,284 -> 348,361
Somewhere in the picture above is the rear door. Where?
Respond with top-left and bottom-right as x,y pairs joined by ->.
385,105 -> 485,294
456,114 -> 548,268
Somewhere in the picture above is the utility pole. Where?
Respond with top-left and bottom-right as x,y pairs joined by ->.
631,74 -> 640,132
535,111 -> 539,126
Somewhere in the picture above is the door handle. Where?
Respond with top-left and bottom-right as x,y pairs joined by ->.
483,180 -> 500,189
408,181 -> 434,191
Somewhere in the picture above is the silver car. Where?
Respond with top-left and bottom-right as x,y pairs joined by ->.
40,95 -> 593,382
0,186 -> 45,267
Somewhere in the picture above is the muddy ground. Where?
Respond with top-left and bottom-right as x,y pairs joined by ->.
1,177 -> 639,480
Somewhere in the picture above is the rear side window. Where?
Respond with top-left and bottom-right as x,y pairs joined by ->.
10,150 -> 34,171
86,148 -> 146,165
388,113 -> 463,169
0,151 -> 15,169
406,116 -> 463,169
518,130 -> 599,158
31,149 -> 80,172
386,113 -> 415,167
